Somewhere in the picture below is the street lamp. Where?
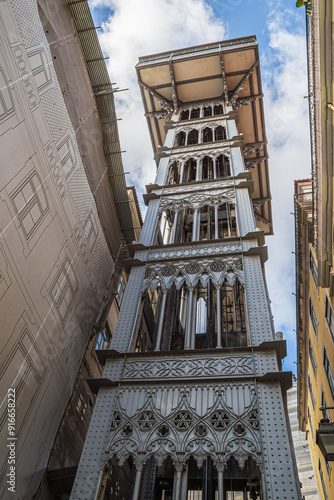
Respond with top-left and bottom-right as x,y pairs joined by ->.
316,406 -> 334,461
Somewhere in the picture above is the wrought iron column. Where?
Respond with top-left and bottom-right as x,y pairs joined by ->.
216,463 -> 224,500
180,464 -> 188,500
154,288 -> 168,351
216,286 -> 222,348
173,463 -> 183,500
132,461 -> 144,500
172,210 -> 179,243
184,286 -> 194,350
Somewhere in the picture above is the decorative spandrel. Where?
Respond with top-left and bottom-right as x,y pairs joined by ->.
158,188 -> 236,212
142,256 -> 244,292
107,382 -> 261,470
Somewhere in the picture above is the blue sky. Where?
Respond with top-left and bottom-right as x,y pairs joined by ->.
90,0 -> 310,375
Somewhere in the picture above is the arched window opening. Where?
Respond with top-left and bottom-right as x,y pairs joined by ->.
220,279 -> 247,348
162,210 -> 174,244
181,207 -> 194,243
156,210 -> 174,245
183,158 -> 197,183
103,455 -> 262,500
187,129 -> 199,145
168,162 -> 179,184
223,457 -> 262,499
175,131 -> 186,146
216,155 -> 231,178
180,109 -> 189,121
199,206 -> 215,241
147,284 -> 160,318
215,125 -> 227,141
190,107 -> 200,119
202,127 -> 213,143
202,156 -> 214,180
187,456 -> 218,499
194,287 -> 208,351
203,106 -> 213,117
154,456 -> 174,499
134,285 -> 159,352
217,203 -> 237,238
193,282 -> 216,349
170,285 -> 187,350
195,293 -> 207,334
214,104 -> 223,115
102,456 -> 134,500
199,206 -> 208,241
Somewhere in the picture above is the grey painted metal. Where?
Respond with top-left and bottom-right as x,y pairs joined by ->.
110,265 -> 147,352
71,43 -> 302,500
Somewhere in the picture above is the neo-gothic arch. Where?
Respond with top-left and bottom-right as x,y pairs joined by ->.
175,124 -> 227,148
106,382 -> 261,470
142,258 -> 244,293
175,119 -> 227,134
178,100 -> 225,117
145,437 -> 178,466
166,153 -> 231,185
183,439 -> 217,467
158,189 -> 236,213
223,436 -> 260,470
168,149 -> 230,166
107,438 -> 139,466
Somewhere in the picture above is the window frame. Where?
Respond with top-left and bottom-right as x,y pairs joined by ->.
325,294 -> 334,344
323,347 -> 334,402
95,325 -> 112,350
309,296 -> 318,339
11,170 -> 49,241
308,374 -> 316,411
309,338 -> 317,380
309,249 -> 318,287
116,274 -> 126,310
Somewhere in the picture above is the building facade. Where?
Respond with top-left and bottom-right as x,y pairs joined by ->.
0,1 -> 139,498
287,382 -> 320,499
71,38 -> 302,500
295,180 -> 333,500
294,1 -> 334,499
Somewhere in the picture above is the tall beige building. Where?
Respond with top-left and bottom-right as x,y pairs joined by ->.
0,1 -> 140,498
295,1 -> 334,499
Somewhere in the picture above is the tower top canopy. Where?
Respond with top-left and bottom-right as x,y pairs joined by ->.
136,36 -> 272,235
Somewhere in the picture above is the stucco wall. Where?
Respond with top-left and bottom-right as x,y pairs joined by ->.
0,0 -> 116,498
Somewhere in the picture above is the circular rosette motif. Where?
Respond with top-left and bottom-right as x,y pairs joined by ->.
160,265 -> 177,277
184,263 -> 201,274
233,423 -> 246,437
157,425 -> 170,437
195,424 -> 207,437
121,424 -> 133,437
137,411 -> 156,431
110,412 -> 122,430
210,411 -> 230,430
173,411 -> 193,430
144,267 -> 152,279
248,410 -> 259,430
209,261 -> 226,272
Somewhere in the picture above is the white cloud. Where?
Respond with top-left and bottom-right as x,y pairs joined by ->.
91,0 -> 226,198
92,0 -> 310,371
262,6 -> 310,369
